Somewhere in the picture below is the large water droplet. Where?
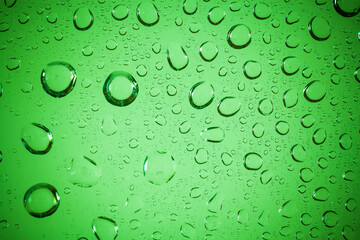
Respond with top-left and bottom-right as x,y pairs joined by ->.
312,128 -> 327,145
303,80 -> 326,102
180,223 -> 195,238
227,24 -> 251,49
112,4 -> 129,20
333,0 -> 360,17
92,216 -> 118,240
189,81 -> 215,109
243,60 -> 262,79
290,144 -> 307,162
6,58 -> 21,70
136,1 -> 159,26
322,211 -> 338,228
167,43 -> 189,71
23,183 -> 60,218
283,89 -> 298,108
258,98 -> 273,116
217,97 -> 240,117
281,56 -> 300,75
339,133 -> 352,150
253,2 -> 271,19
183,0 -> 198,15
309,16 -> 331,41
208,6 -> 226,25
73,8 -> 94,31
244,152 -> 263,170
68,155 -> 102,188
194,148 -> 208,164
103,71 -> 138,107
41,61 -> 77,98
200,127 -> 225,143
21,123 -> 53,155
143,151 -> 176,185
199,41 -> 218,62
313,187 -> 329,201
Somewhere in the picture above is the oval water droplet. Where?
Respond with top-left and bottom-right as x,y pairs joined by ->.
41,61 -> 77,98
167,42 -> 189,71
309,16 -> 331,41
243,60 -> 262,79
290,144 -> 306,162
180,223 -> 195,238
21,123 -> 53,155
322,211 -> 338,228
217,97 -> 240,117
301,114 -> 315,128
199,41 -> 218,62
195,148 -> 208,164
303,80 -> 326,102
4,0 -> 16,8
183,0 -> 198,15
112,4 -> 129,21
68,156 -> 102,188
136,1 -> 159,26
281,56 -> 300,75
252,122 -> 265,138
6,58 -> 21,70
101,115 -> 118,136
200,127 -> 225,143
253,2 -> 271,19
221,152 -> 233,166
92,216 -> 118,240
283,89 -> 298,108
143,151 -> 176,185
103,71 -> 138,107
333,0 -> 360,17
244,152 -> 263,170
258,98 -> 273,116
275,121 -> 290,135
313,187 -> 329,201
0,22 -> 10,32
208,6 -> 226,25
312,128 -> 327,145
73,8 -> 94,31
23,183 -> 60,218
227,24 -> 251,49
339,133 -> 352,150
189,81 -> 215,109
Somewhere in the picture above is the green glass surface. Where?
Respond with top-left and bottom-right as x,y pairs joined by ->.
0,0 -> 359,239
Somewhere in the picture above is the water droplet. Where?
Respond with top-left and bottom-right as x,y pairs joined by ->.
303,80 -> 326,102
68,156 -> 102,187
309,16 -> 331,41
41,61 -> 77,98
243,60 -> 262,79
101,115 -> 118,136
23,183 -> 60,218
208,6 -> 226,25
244,152 -> 263,171
199,41 -> 218,62
183,0 -> 198,15
322,211 -> 338,228
333,0 -> 360,17
200,127 -> 225,143
47,12 -> 57,24
124,194 -> 144,213
6,58 -> 21,70
195,148 -> 208,164
253,2 -> 271,19
106,39 -> 117,50
258,98 -> 273,116
339,133 -> 352,150
103,71 -> 138,107
301,213 -> 312,226
167,42 -> 189,71
189,81 -> 215,109
283,89 -> 298,108
313,187 -> 329,201
112,4 -> 129,20
0,22 -> 10,32
155,114 -> 167,126
279,200 -> 295,218
301,114 -> 315,128
180,223 -> 195,238
143,151 -> 176,185
300,168 -> 313,182
82,45 -> 94,56
252,122 -> 265,138
136,64 -> 147,77
230,1 -> 242,12
4,0 -> 16,8
290,144 -> 306,162
18,12 -> 30,24
333,55 -> 346,69
227,24 -> 251,49
21,123 -> 53,155
179,121 -> 191,134
136,2 -> 159,26
281,56 -> 300,75
275,121 -> 290,135
217,97 -> 240,117
286,11 -> 300,24
221,152 -> 233,166
285,34 -> 299,48
345,198 -> 357,212
92,216 -> 118,240
73,8 -> 94,31
313,128 -> 327,145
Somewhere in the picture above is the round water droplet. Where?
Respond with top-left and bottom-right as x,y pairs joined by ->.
221,152 -> 233,166
180,223 -> 195,238
112,4 -> 129,20
260,170 -> 273,184
243,60 -> 262,79
0,22 -> 10,32
303,80 -> 326,102
313,187 -> 329,201
217,97 -> 240,117
333,55 -> 346,69
103,71 -> 138,107
244,152 -> 263,170
106,39 -> 117,50
285,34 -> 299,48
275,121 -> 290,135
258,98 -> 273,116
281,56 -> 300,75
195,148 -> 208,164
41,61 -> 77,98
68,156 -> 102,187
183,0 -> 198,15
136,64 -> 147,77
200,127 -> 225,143
136,2 -> 159,26
143,151 -> 176,185
339,133 -> 352,150
82,45 -> 94,56
309,16 -> 331,41
322,211 -> 338,228
23,183 -> 60,218
208,6 -> 226,25
354,67 -> 360,82
73,8 -> 94,31
21,123 -> 53,155
167,43 -> 189,71
47,12 -> 57,24
18,12 -> 30,24
6,58 -> 21,70
286,11 -> 300,24
189,81 -> 215,109
252,122 -> 265,138
199,41 -> 218,62
92,216 -> 118,240
318,157 -> 328,169
301,114 -> 315,128
301,213 -> 312,226
253,2 -> 271,19
179,121 -> 191,134
313,128 -> 327,145
290,144 -> 306,162
300,168 -> 313,182
283,89 -> 298,108
227,24 -> 251,49
345,198 -> 357,212
333,0 -> 360,17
